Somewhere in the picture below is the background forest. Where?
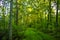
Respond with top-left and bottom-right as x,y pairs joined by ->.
0,0 -> 60,40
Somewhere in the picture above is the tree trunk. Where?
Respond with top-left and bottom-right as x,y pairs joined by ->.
47,0 -> 51,27
9,0 -> 13,40
56,0 -> 58,27
15,0 -> 18,25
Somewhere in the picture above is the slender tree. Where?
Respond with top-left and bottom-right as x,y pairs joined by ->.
9,0 -> 13,40
2,0 -> 5,30
55,0 -> 59,39
15,0 -> 18,25
47,0 -> 51,27
56,0 -> 58,27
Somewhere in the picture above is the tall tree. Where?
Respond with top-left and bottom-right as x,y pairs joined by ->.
2,0 -> 5,29
15,0 -> 18,25
56,0 -> 58,27
9,0 -> 13,40
47,0 -> 51,27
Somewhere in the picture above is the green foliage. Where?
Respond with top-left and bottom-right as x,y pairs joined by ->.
23,28 -> 54,40
12,24 -> 55,40
0,0 -> 60,40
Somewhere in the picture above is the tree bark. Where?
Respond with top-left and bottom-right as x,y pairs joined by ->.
9,0 -> 13,40
15,0 -> 18,25
56,0 -> 58,27
47,0 -> 51,27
